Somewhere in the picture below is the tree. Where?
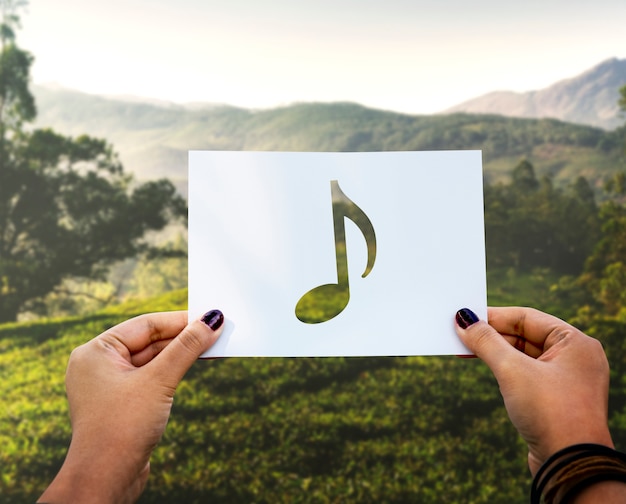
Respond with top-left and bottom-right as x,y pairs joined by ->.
0,1 -> 186,322
484,159 -> 598,273
0,0 -> 34,142
511,158 -> 539,192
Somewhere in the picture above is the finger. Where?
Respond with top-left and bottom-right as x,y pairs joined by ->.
501,335 -> 543,358
488,306 -> 580,350
149,309 -> 225,388
455,308 -> 525,378
130,337 -> 175,367
104,311 -> 189,354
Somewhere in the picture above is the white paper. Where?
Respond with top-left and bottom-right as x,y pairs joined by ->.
188,150 -> 486,357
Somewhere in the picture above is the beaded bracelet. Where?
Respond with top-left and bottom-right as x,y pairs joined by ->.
531,443 -> 626,503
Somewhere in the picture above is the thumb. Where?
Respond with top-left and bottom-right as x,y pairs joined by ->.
151,309 -> 225,388
455,308 -> 521,379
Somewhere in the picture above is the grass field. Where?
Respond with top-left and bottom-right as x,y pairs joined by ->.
0,287 -> 545,503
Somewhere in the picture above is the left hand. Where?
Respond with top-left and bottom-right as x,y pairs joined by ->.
38,309 -> 224,504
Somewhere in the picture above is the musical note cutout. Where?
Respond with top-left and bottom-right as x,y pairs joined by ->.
295,180 -> 377,324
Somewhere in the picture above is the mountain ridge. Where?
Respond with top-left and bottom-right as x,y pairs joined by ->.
444,58 -> 626,130
30,59 -> 625,189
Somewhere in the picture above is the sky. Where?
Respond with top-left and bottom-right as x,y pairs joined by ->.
15,0 -> 626,114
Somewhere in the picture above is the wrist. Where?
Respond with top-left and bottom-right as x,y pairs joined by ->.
38,438 -> 149,504
573,480 -> 626,503
529,416 -> 614,474
531,444 -> 626,504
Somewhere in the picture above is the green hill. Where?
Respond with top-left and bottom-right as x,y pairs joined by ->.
1,289 -> 530,503
33,86 -> 625,194
4,284 -> 626,502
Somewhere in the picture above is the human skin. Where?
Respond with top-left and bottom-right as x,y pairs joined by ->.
38,309 -> 224,504
455,306 -> 626,502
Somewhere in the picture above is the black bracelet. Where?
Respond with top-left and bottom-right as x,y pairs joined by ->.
531,443 -> 626,504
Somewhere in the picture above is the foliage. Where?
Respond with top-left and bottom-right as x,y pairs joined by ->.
546,170 -> 626,317
125,244 -> 188,299
1,282 -> 626,503
3,158 -> 626,501
0,0 -> 34,137
484,159 -> 599,274
486,267 -> 573,319
19,232 -> 189,320
148,355 -> 526,504
0,3 -> 186,322
0,289 -> 534,504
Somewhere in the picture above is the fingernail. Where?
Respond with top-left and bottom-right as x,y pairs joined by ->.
201,309 -> 224,331
455,308 -> 479,329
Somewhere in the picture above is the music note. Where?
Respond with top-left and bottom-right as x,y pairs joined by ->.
295,180 -> 377,324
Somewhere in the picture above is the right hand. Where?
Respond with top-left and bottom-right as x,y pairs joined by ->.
454,306 -> 614,475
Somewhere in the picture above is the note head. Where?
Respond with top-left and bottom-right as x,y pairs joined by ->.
295,283 -> 350,324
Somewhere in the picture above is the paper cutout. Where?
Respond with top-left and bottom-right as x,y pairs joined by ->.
188,150 -> 487,357
295,180 -> 377,323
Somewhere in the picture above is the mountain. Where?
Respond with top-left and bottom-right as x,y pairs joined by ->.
31,82 -> 623,191
445,58 -> 626,130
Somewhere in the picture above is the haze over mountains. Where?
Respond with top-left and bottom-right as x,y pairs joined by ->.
31,58 -> 625,188
445,58 -> 626,130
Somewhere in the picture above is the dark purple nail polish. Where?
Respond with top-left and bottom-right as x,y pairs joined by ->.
456,308 -> 479,329
202,309 -> 224,331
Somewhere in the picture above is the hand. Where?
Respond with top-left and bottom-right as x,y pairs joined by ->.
454,306 -> 613,475
38,309 -> 224,504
